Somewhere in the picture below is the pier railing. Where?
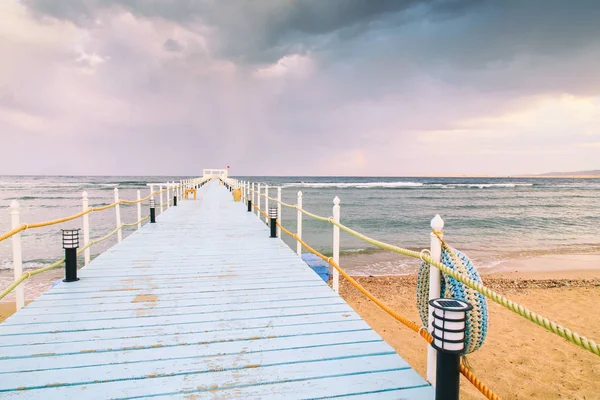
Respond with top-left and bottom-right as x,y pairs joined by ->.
0,178 -> 206,309
229,177 -> 599,400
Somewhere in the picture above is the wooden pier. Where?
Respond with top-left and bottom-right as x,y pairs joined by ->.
0,180 -> 433,399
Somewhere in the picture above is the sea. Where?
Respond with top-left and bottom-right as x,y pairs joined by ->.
1,175 -> 599,299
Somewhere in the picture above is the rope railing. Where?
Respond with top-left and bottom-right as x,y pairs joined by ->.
0,177 -> 207,306
0,187 -> 175,244
244,188 -> 600,358
0,212 -> 150,302
249,201 -> 500,400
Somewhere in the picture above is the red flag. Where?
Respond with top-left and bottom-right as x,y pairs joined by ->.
226,165 -> 230,169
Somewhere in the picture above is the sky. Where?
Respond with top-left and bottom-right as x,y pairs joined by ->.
1,0 -> 599,176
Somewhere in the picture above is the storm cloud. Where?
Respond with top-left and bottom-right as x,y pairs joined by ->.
2,0 -> 599,175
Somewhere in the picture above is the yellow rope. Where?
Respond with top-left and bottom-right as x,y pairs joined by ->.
0,225 -> 27,243
27,209 -> 93,229
0,189 -> 171,243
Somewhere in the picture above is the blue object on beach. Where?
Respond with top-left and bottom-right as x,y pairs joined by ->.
301,253 -> 331,282
417,246 -> 488,355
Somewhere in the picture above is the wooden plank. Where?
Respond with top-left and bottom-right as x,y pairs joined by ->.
22,286 -> 338,308
0,304 -> 356,335
0,313 -> 363,348
16,292 -> 341,316
1,354 -> 411,399
0,339 -> 396,391
4,297 -> 348,327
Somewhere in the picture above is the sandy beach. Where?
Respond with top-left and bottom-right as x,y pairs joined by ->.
340,267 -> 600,399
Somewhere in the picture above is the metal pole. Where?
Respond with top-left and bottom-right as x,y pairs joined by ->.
10,201 -> 24,310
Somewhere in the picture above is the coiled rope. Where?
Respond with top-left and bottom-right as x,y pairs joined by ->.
417,245 -> 488,354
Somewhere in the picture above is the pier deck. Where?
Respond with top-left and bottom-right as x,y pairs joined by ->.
0,181 -> 433,399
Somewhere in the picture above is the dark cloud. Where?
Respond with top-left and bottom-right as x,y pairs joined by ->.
163,38 -> 184,52
23,0 -> 484,63
4,0 -> 599,175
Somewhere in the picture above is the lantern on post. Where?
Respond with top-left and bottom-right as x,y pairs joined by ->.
429,298 -> 472,400
62,229 -> 80,282
268,207 -> 278,238
150,198 -> 156,223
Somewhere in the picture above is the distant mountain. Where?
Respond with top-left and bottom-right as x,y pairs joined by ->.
536,170 -> 600,177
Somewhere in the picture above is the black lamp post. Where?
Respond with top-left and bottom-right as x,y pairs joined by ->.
62,229 -> 80,282
150,198 -> 156,223
269,207 -> 277,238
430,298 -> 472,400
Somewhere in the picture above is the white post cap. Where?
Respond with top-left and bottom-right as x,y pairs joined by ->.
431,214 -> 444,231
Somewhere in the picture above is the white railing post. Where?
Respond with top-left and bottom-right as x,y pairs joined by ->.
265,185 -> 269,223
114,188 -> 122,242
277,187 -> 282,238
251,182 -> 255,209
10,201 -> 24,311
257,183 -> 261,217
427,214 -> 444,385
332,196 -> 341,294
160,185 -> 164,214
296,191 -> 303,256
82,191 -> 91,265
166,184 -> 170,209
136,190 -> 142,230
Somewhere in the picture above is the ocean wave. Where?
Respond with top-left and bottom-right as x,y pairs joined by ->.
339,248 -> 380,256
282,182 -> 534,189
452,183 -> 534,188
5,196 -> 81,201
283,182 -> 424,188
0,259 -> 60,271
